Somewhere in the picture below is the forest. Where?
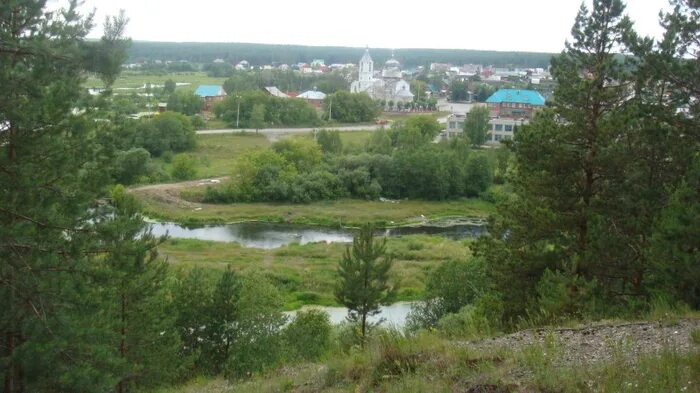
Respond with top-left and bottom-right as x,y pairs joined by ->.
127,41 -> 555,68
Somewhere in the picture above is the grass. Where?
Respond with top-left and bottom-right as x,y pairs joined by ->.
379,111 -> 449,121
158,326 -> 700,393
140,195 -> 494,227
155,133 -> 270,179
85,71 -> 227,91
159,235 -> 471,310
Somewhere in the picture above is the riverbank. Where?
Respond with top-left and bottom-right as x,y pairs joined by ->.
160,234 -> 471,310
133,182 -> 495,227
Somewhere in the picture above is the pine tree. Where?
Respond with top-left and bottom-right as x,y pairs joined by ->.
335,224 -> 394,341
473,0 -> 640,319
100,187 -> 185,392
203,268 -> 240,374
0,2 -> 130,390
173,268 -> 213,374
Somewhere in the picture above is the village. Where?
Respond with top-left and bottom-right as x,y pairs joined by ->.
98,47 -> 551,146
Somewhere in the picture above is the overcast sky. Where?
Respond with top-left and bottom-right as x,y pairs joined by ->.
66,0 -> 672,53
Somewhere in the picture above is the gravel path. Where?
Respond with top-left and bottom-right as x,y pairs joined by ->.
462,318 -> 700,365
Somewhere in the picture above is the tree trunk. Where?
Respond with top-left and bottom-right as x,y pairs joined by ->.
4,330 -> 14,393
117,293 -> 127,393
360,313 -> 367,344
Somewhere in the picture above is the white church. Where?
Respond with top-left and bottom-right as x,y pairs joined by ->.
350,48 -> 414,105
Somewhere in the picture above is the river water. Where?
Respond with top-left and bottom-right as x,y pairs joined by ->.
148,220 -> 486,249
284,302 -> 415,328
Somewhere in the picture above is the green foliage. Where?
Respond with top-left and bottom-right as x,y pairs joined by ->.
282,310 -> 332,361
250,103 -> 266,130
102,192 -> 186,391
473,84 -> 496,102
163,78 -> 176,95
167,90 -> 204,115
435,304 -> 496,339
225,274 -> 287,378
471,0 -> 700,324
133,112 -> 197,156
535,269 -> 599,322
323,91 -> 380,123
464,155 -> 493,197
173,269 -> 213,373
335,224 -> 395,340
464,106 -> 490,147
113,147 -> 152,184
0,2 -> 177,390
316,129 -> 343,154
366,129 -> 393,155
406,258 -> 491,332
214,91 -> 319,128
271,138 -> 323,172
171,153 -> 198,180
449,80 -> 469,101
204,269 -> 240,374
650,155 -> 700,308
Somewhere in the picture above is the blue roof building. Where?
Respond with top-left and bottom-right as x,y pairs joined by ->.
486,89 -> 545,120
194,85 -> 227,111
486,89 -> 545,106
194,85 -> 226,98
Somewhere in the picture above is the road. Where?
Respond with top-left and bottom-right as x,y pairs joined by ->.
197,114 -> 450,138
196,124 -> 386,137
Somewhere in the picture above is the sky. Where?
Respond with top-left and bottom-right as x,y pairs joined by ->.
59,0 -> 673,53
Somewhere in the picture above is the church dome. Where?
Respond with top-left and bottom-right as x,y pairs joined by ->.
385,58 -> 400,68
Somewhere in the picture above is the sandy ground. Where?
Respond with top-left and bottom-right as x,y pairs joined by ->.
128,177 -> 226,209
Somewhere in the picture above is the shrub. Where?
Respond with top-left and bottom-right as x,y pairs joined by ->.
282,310 -> 332,361
535,269 -> 599,322
171,153 -> 198,180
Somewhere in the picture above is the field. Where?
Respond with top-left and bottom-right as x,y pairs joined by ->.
156,133 -> 271,179
85,70 -> 227,91
161,235 -> 471,310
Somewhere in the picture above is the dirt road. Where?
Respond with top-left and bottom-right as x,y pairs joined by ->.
128,177 -> 227,209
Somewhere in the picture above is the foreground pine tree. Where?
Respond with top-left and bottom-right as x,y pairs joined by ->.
474,0 -> 700,322
335,224 -> 394,342
0,2 -> 183,391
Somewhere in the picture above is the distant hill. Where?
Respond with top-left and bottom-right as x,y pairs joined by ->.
127,41 -> 555,68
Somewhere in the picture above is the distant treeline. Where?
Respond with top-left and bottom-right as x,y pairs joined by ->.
127,41 -> 555,68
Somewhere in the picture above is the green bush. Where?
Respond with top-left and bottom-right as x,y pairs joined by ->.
171,153 -> 198,180
535,269 -> 599,322
161,150 -> 174,163
282,310 -> 332,361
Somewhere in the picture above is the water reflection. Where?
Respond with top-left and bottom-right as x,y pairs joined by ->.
285,302 -> 414,328
149,221 -> 486,249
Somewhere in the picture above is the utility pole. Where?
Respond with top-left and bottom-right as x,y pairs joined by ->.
236,95 -> 240,128
328,95 -> 332,121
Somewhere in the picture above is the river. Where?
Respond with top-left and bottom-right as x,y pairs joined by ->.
148,220 -> 486,249
284,302 -> 415,328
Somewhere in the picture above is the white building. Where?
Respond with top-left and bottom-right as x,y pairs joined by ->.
440,113 -> 526,144
350,49 -> 414,104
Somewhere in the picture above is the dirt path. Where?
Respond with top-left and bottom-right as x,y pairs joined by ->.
128,177 -> 227,209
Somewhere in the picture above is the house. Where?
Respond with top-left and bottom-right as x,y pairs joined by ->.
297,90 -> 326,108
264,86 -> 289,98
440,89 -> 545,144
235,60 -> 250,70
486,89 -> 545,119
194,85 -> 227,111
